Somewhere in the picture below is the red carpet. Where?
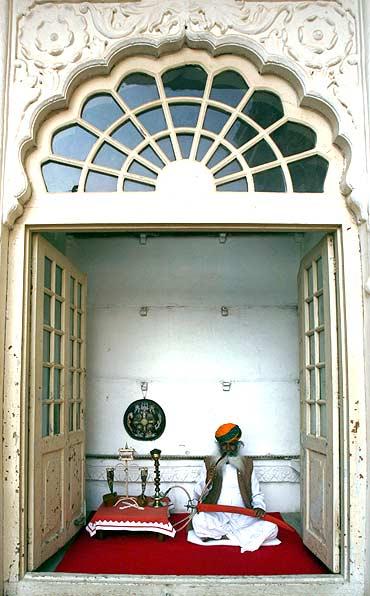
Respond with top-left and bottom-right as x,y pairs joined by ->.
56,513 -> 329,575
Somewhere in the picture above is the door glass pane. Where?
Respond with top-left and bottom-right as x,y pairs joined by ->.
210,70 -> 248,107
203,107 -> 230,134
54,403 -> 61,435
43,331 -> 51,362
127,161 -> 157,179
169,103 -> 200,128
195,136 -> 214,161
316,257 -> 323,289
70,308 -> 75,336
118,73 -> 159,108
319,330 -> 325,362
309,334 -> 315,365
177,134 -> 194,158
76,402 -> 81,431
253,166 -> 286,192
206,145 -> 230,169
308,299 -> 314,330
320,404 -> 327,438
81,93 -> 124,130
318,294 -> 324,326
310,404 -> 316,435
156,136 -> 175,161
307,266 -> 313,297
55,299 -> 62,330
70,277 -> 75,306
136,107 -> 167,134
77,283 -> 82,309
139,146 -> 165,168
162,65 -> 207,98
42,404 -> 50,437
44,257 -> 52,290
43,293 -> 51,326
69,402 -> 74,432
309,368 -> 316,400
225,118 -> 258,148
54,334 -> 61,364
123,179 -> 155,191
77,313 -> 81,339
270,121 -> 316,157
54,368 -> 61,400
69,340 -> 74,367
288,155 -> 328,193
319,367 -> 326,401
243,91 -> 284,128
68,371 -> 73,398
214,159 -> 242,179
76,373 -> 81,399
93,143 -> 127,170
85,171 -> 118,192
42,161 -> 82,193
52,124 -> 97,160
111,121 -> 144,150
42,367 -> 50,400
55,266 -> 63,296
77,343 -> 81,368
216,178 -> 248,191
243,139 -> 276,167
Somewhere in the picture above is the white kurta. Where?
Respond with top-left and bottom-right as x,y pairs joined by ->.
189,460 -> 281,553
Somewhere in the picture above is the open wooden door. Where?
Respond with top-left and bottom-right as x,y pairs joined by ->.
298,234 -> 340,572
28,234 -> 87,570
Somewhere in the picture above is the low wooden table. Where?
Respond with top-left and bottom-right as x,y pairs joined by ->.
86,497 -> 175,539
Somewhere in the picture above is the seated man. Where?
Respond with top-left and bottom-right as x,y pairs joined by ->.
189,423 -> 280,553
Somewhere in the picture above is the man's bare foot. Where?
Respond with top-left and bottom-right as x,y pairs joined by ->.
201,535 -> 229,542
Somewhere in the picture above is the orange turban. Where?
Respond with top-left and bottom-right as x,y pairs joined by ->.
215,423 -> 242,443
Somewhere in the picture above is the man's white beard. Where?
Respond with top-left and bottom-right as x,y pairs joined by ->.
222,454 -> 243,470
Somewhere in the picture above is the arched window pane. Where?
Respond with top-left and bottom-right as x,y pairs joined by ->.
52,125 -> 97,160
85,171 -> 118,191
156,136 -> 176,161
253,166 -> 286,192
111,121 -> 144,149
214,159 -> 242,179
127,160 -> 157,179
217,178 -> 248,191
288,155 -> 329,192
93,143 -> 127,170
243,139 -> 276,167
207,145 -> 231,169
203,107 -> 230,134
210,70 -> 248,107
170,103 -> 200,128
136,107 -> 167,134
162,65 -> 207,98
177,134 -> 194,158
196,136 -> 214,161
42,161 -> 82,192
123,179 -> 155,191
271,121 -> 316,157
118,73 -> 159,108
243,91 -> 284,128
81,94 -> 124,130
139,146 -> 165,168
225,118 -> 258,148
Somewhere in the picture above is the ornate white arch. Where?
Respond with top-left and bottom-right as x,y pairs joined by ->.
4,0 -> 366,226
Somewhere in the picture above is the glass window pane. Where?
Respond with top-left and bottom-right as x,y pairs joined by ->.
55,266 -> 63,296
44,258 -> 52,290
196,136 -> 214,161
243,91 -> 284,128
69,340 -> 74,367
93,143 -> 127,170
316,257 -> 323,290
288,155 -> 329,192
307,266 -> 313,297
271,121 -> 316,157
320,404 -> 327,438
162,65 -> 207,98
42,367 -> 50,400
309,368 -> 316,401
81,94 -> 124,130
203,107 -> 230,134
309,334 -> 315,365
42,161 -> 82,193
111,121 -> 144,149
214,159 -> 242,179
318,294 -> 324,326
118,73 -> 159,108
43,331 -> 51,363
210,70 -> 248,107
77,284 -> 82,309
156,136 -> 175,161
54,334 -> 62,364
310,403 -> 316,435
76,373 -> 81,399
253,166 -> 286,192
308,300 -> 314,330
85,171 -> 118,192
54,368 -> 61,400
77,343 -> 81,368
69,402 -> 74,432
319,330 -> 325,362
139,146 -> 165,168
77,313 -> 81,337
52,124 -> 97,160
127,160 -> 157,179
55,299 -> 62,330
225,118 -> 258,148
169,103 -> 200,128
54,403 -> 61,435
177,134 -> 194,158
206,145 -> 231,169
70,308 -> 75,336
68,371 -> 73,398
243,140 -> 276,167
44,293 -> 51,326
123,179 -> 155,191
70,277 -> 75,306
216,178 -> 248,191
319,367 -> 326,401
76,402 -> 81,431
42,404 -> 50,437
136,107 -> 167,134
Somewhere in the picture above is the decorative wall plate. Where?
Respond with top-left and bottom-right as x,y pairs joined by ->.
123,398 -> 166,441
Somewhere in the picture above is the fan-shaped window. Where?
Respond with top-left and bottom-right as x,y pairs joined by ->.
41,66 -> 329,193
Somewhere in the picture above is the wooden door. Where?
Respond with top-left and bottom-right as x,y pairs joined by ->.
28,234 -> 87,570
298,234 -> 340,572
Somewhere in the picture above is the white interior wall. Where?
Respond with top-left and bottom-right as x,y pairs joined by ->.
66,233 -> 302,512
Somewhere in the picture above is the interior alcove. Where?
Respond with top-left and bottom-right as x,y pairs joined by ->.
41,229 -> 325,525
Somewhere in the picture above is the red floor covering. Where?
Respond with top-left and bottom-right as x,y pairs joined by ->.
56,513 -> 328,575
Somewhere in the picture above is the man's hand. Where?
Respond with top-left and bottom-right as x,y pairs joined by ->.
254,508 -> 265,519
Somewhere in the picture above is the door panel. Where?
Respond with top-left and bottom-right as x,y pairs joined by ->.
298,234 -> 339,572
28,234 -> 87,570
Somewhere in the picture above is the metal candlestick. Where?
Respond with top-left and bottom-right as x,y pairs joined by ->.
106,467 -> 115,494
150,448 -> 164,507
137,467 -> 148,506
